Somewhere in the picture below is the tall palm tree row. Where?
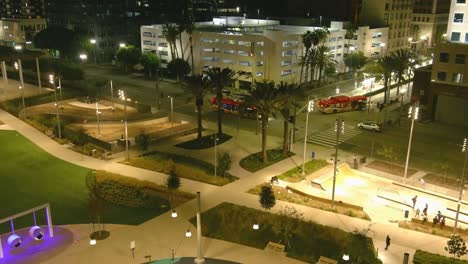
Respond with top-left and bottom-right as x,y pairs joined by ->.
206,68 -> 236,135
246,81 -> 286,163
300,30 -> 313,84
301,28 -> 330,84
183,75 -> 211,139
390,48 -> 416,96
162,24 -> 179,59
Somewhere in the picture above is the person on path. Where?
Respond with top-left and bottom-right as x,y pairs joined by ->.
423,203 -> 428,216
415,208 -> 420,219
412,195 -> 418,209
385,235 -> 391,250
437,211 -> 443,221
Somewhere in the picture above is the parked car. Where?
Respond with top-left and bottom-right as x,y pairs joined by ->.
357,121 -> 381,132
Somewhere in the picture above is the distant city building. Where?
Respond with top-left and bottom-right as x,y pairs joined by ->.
359,0 -> 414,54
413,0 -> 468,126
0,0 -> 46,19
141,17 -> 388,89
0,18 -> 46,47
411,0 -> 450,48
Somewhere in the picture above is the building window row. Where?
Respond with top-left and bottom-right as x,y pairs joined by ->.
438,52 -> 465,64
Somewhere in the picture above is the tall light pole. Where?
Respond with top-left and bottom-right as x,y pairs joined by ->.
49,74 -> 62,139
214,135 -> 218,177
110,80 -> 115,110
14,61 -> 26,118
403,103 -> 419,183
331,119 -> 344,208
57,75 -> 62,102
194,192 -> 205,264
95,101 -> 101,136
454,138 -> 468,234
35,57 -> 42,93
168,96 -> 174,128
119,89 -> 129,161
90,39 -> 97,64
349,46 -> 355,80
302,98 -> 314,177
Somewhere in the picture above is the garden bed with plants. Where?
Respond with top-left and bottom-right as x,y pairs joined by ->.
189,203 -> 381,264
248,185 -> 370,220
423,173 -> 459,190
399,219 -> 468,240
276,159 -> 329,183
239,149 -> 295,173
176,133 -> 232,150
125,151 -> 237,186
413,250 -> 468,264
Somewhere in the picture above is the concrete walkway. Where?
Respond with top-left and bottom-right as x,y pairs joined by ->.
1,105 -> 467,264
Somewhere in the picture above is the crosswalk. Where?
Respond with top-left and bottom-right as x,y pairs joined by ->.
307,125 -> 362,148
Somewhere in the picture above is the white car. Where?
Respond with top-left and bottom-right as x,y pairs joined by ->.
358,121 -> 381,132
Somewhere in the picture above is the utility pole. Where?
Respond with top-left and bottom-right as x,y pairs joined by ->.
454,138 -> 468,234
331,119 -> 344,208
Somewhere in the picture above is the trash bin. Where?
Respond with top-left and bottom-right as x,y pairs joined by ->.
360,156 -> 367,164
403,252 -> 409,264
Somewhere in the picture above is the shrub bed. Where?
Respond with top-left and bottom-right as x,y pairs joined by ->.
176,133 -> 232,150
413,250 -> 468,264
190,203 -> 381,264
90,171 -> 194,209
240,149 -> 295,173
278,159 -> 329,182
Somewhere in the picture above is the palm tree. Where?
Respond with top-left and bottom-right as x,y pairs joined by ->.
365,56 -> 396,104
162,24 -> 179,59
316,45 -> 337,85
177,22 -> 185,59
344,23 -> 357,72
185,17 -> 195,73
300,30 -> 312,83
246,81 -> 284,163
391,48 -> 414,96
183,75 -> 211,139
305,47 -> 318,83
277,82 -> 304,155
206,68 -> 236,135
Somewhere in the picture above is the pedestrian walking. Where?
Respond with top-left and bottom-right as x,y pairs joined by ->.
415,208 -> 420,219
423,203 -> 428,216
385,235 -> 391,250
411,195 -> 418,209
437,210 -> 443,221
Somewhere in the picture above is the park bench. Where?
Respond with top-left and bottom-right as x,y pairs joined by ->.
265,241 -> 285,255
316,256 -> 338,264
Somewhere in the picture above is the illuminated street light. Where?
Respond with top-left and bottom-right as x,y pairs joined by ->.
454,138 -> 468,234
89,239 -> 96,246
118,89 -> 129,161
403,103 -> 419,183
171,210 -> 178,218
380,43 -> 386,57
342,254 -> 350,261
14,60 -> 26,118
95,101 -> 101,136
336,87 -> 340,94
119,43 -> 126,48
14,45 -> 22,51
49,74 -> 62,139
185,229 -> 192,238
90,39 -> 96,44
90,39 -> 97,63
302,98 -> 314,177
252,223 -> 259,230
79,53 -> 88,61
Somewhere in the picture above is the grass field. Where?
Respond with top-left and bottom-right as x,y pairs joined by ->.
0,130 -> 164,234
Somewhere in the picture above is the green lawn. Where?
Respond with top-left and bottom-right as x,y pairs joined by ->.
190,203 -> 381,264
341,107 -> 467,179
413,250 -> 468,264
239,149 -> 295,173
0,130 -> 163,234
278,159 -> 329,182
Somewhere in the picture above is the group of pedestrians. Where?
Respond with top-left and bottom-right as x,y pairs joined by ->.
411,195 -> 446,228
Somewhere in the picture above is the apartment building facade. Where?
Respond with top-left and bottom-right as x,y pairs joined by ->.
0,0 -> 45,19
360,0 -> 414,54
411,0 -> 450,47
141,17 -> 388,89
0,18 -> 46,47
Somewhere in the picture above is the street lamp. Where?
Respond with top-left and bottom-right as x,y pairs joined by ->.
119,43 -> 126,48
118,89 -> 129,161
89,239 -> 96,246
194,192 -> 204,264
79,53 -> 88,61
336,87 -> 340,94
349,46 -> 356,80
110,80 -> 115,110
14,60 -> 26,118
380,43 -> 386,57
171,210 -> 178,218
90,39 -> 97,64
57,75 -> 62,102
49,74 -> 62,139
302,98 -> 314,177
168,96 -> 174,128
454,137 -> 468,234
252,223 -> 259,230
331,119 -> 344,208
95,101 -> 101,136
403,103 -> 419,183
342,254 -> 350,261
14,45 -> 22,51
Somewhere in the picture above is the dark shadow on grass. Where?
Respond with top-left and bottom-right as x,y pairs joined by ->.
239,149 -> 295,173
175,133 -> 232,150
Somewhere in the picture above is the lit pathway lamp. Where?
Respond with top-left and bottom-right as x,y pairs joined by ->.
302,98 -> 314,177
342,254 -> 350,262
118,89 -> 129,161
403,103 -> 419,183
194,192 -> 205,264
349,46 -> 355,80
49,74 -> 62,139
90,39 -> 97,64
14,61 -> 26,118
168,96 -> 174,127
331,119 -> 344,208
95,101 -> 101,136
454,137 -> 468,234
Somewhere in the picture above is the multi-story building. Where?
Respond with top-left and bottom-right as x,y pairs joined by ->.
411,0 -> 450,48
359,0 -> 414,54
413,0 -> 468,126
141,17 -> 388,89
0,0 -> 46,19
0,18 -> 46,47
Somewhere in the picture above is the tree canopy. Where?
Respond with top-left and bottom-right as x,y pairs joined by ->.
116,45 -> 141,72
33,26 -> 81,59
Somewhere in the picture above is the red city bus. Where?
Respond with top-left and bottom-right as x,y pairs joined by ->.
318,95 -> 367,114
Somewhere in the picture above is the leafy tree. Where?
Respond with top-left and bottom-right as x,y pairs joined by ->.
272,205 -> 304,249
140,52 -> 160,78
246,81 -> 285,163
33,26 -> 79,59
344,23 -> 357,54
277,82 -> 304,154
365,56 -> 396,104
445,235 -> 468,260
166,168 -> 181,208
259,184 -> 276,211
116,45 -> 141,72
135,130 -> 151,156
183,75 -> 211,139
167,58 -> 190,81
206,67 -> 236,135
316,45 -> 337,85
177,22 -> 186,59
344,51 -> 368,71
217,152 -> 232,177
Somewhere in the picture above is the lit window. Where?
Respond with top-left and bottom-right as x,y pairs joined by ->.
452,73 -> 463,83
